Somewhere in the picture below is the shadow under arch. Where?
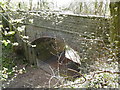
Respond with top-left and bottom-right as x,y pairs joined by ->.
31,36 -> 82,81
31,36 -> 66,62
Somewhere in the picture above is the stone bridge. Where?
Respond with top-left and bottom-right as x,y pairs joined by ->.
15,12 -> 110,74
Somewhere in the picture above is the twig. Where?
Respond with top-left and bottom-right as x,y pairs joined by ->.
88,70 -> 120,81
68,68 -> 86,82
57,70 -> 120,88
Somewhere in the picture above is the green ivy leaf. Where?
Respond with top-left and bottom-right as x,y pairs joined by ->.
7,31 -> 15,35
2,74 -> 8,79
4,31 -> 16,36
2,40 -> 10,46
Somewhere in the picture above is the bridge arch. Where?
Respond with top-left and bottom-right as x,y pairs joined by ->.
15,13 -> 109,74
31,36 -> 66,62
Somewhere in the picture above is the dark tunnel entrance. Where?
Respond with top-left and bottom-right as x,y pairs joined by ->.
31,37 -> 81,81
31,37 -> 66,62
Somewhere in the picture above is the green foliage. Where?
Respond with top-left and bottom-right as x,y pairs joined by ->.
0,3 -> 26,83
88,73 -> 118,88
3,31 -> 15,36
0,0 -> 119,88
2,45 -> 15,81
2,40 -> 10,46
1,45 -> 26,82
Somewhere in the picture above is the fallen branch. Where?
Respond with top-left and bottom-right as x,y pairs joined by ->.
57,70 -> 120,88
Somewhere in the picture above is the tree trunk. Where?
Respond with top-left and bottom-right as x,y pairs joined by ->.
110,1 -> 120,63
29,0 -> 33,11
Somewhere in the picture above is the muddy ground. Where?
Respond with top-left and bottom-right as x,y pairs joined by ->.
3,64 -> 61,88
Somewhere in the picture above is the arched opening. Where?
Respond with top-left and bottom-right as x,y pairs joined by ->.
31,36 -> 81,81
31,37 -> 66,62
